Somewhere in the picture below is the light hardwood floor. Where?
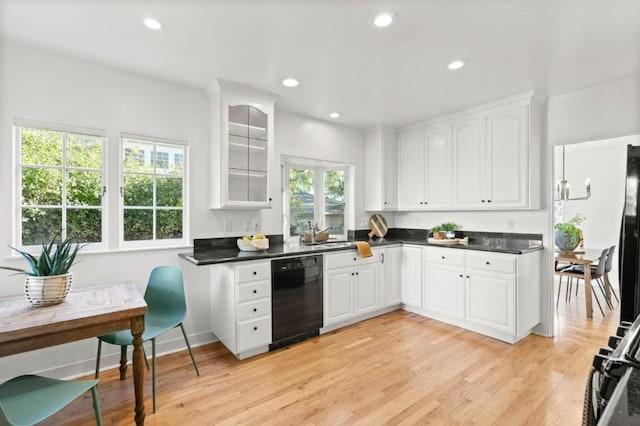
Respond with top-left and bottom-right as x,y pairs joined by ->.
44,281 -> 618,425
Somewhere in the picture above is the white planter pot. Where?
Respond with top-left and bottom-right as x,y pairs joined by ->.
24,272 -> 72,306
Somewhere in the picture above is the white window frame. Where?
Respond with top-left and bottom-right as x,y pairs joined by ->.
119,134 -> 189,249
283,161 -> 349,242
13,118 -> 107,251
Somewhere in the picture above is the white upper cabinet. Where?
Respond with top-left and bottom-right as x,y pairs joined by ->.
453,116 -> 487,208
365,126 -> 397,211
210,79 -> 277,209
398,124 -> 453,210
398,92 -> 540,211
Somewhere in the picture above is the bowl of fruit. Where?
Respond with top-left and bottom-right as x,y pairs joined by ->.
237,234 -> 269,251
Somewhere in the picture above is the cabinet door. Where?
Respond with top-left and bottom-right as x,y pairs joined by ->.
384,247 -> 402,306
382,130 -> 397,210
355,263 -> 378,314
424,264 -> 465,319
397,131 -> 425,210
401,246 -> 423,308
486,106 -> 528,208
465,271 -> 515,334
453,117 -> 486,208
424,124 -> 453,209
325,267 -> 354,325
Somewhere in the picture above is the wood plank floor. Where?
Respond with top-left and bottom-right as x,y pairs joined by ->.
43,280 -> 618,425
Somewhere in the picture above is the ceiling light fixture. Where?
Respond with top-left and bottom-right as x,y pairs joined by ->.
282,78 -> 299,88
447,59 -> 465,70
554,145 -> 592,201
143,18 -> 162,31
329,112 -> 341,119
372,11 -> 398,28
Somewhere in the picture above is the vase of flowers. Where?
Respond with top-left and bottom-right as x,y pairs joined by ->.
554,214 -> 585,252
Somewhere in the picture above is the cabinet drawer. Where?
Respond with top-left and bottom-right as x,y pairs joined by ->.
325,249 -> 377,270
426,248 -> 464,266
237,317 -> 272,353
237,298 -> 271,322
236,262 -> 271,283
465,252 -> 516,274
237,280 -> 271,303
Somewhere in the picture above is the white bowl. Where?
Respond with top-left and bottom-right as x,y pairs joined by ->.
252,238 -> 269,250
237,239 -> 258,252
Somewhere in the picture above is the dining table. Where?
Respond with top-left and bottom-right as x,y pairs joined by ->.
555,248 -> 607,319
0,281 -> 148,425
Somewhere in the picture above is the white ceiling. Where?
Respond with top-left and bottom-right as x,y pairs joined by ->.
1,0 -> 639,129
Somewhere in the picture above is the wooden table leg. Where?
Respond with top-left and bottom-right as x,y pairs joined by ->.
131,315 -> 146,425
584,262 -> 593,319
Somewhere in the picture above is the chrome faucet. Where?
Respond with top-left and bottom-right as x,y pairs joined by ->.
307,221 -> 316,244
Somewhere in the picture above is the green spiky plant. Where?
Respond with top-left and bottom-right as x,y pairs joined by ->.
1,234 -> 84,276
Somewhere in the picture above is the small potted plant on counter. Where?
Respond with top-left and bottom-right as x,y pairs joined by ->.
0,234 -> 84,306
440,222 -> 457,239
430,225 -> 446,240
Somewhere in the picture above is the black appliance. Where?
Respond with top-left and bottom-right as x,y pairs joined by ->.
620,145 -> 640,322
270,255 -> 323,350
585,315 -> 640,424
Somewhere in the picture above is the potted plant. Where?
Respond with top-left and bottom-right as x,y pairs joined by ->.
0,234 -> 84,306
440,222 -> 457,239
555,214 -> 585,252
430,225 -> 445,240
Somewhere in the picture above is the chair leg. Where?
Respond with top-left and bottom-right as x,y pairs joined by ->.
91,384 -> 103,426
95,340 -> 102,379
591,286 -> 605,316
143,345 -> 150,370
152,338 -> 156,413
556,276 -> 563,308
180,323 -> 200,376
566,278 -> 573,302
597,278 -> 614,309
605,274 -> 620,303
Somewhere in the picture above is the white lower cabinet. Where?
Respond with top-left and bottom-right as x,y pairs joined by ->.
409,246 -> 540,344
381,246 -> 402,306
324,248 -> 399,330
424,263 -> 465,320
210,260 -> 272,359
401,246 -> 423,308
465,270 -> 515,334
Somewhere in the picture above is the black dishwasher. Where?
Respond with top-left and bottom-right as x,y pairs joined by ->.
270,255 -> 323,350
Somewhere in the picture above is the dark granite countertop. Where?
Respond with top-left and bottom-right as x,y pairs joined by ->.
179,230 -> 543,266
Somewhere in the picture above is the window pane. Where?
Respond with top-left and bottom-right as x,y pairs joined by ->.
67,208 -> 102,243
157,210 -> 183,239
67,170 -> 102,206
156,144 -> 183,175
124,174 -> 153,206
325,170 -> 345,234
124,209 -> 153,241
21,128 -> 62,166
67,133 -> 103,169
289,169 -> 314,236
21,208 -> 62,246
123,140 -> 153,172
157,177 -> 183,207
22,167 -> 62,206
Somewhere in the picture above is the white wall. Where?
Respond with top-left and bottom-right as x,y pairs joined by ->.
0,40 -> 366,380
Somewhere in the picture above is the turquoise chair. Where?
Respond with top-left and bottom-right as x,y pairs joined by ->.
0,375 -> 102,425
94,266 -> 199,413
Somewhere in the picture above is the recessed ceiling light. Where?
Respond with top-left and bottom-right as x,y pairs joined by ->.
282,78 -> 299,88
144,18 -> 162,31
373,11 -> 398,28
329,112 -> 341,119
447,59 -> 466,70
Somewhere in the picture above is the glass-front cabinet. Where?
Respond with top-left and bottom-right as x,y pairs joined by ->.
210,79 -> 277,209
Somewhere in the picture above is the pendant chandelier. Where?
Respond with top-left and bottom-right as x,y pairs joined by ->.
554,145 -> 591,201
